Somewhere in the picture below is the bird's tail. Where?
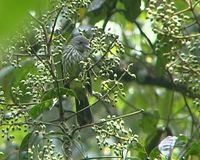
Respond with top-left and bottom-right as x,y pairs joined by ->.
75,94 -> 93,126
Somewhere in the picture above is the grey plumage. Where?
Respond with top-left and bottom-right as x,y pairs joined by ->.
62,45 -> 83,79
62,35 -> 93,126
62,36 -> 90,79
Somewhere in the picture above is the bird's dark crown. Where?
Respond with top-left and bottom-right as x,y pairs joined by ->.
70,35 -> 90,52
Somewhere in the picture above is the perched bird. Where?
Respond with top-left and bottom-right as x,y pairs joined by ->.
62,35 -> 93,126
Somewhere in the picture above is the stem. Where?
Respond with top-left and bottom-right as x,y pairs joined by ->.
188,0 -> 200,30
0,102 -> 37,106
30,9 -> 65,121
29,14 -> 49,45
82,156 -> 136,159
46,7 -> 64,121
102,0 -> 117,30
156,29 -> 200,39
183,95 -> 195,136
47,7 -> 63,48
133,20 -> 154,51
165,72 -> 174,129
177,95 -> 195,159
71,109 -> 143,137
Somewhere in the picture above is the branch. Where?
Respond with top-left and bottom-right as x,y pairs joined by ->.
47,7 -> 63,48
133,20 -> 154,51
178,95 -> 196,159
188,0 -> 200,30
183,95 -> 195,136
71,109 -> 144,137
115,61 -> 200,99
102,0 -> 118,30
29,14 -> 49,45
30,10 -> 65,121
83,156 -> 136,160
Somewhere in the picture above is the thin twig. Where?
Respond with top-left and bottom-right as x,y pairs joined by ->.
82,156 -> 136,159
0,102 -> 37,106
29,14 -> 49,45
133,20 -> 154,51
183,95 -> 195,136
119,95 -> 140,110
71,109 -> 144,137
47,7 -> 63,48
102,0 -> 117,30
45,7 -> 65,121
156,29 -> 200,39
188,0 -> 200,30
14,54 -> 48,57
30,10 -> 65,121
165,71 -> 175,129
178,96 -> 195,159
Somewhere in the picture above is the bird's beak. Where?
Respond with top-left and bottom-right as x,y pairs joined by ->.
84,44 -> 91,50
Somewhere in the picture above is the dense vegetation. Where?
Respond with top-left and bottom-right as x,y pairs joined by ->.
0,0 -> 200,159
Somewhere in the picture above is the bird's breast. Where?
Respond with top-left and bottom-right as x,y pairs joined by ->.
62,45 -> 84,79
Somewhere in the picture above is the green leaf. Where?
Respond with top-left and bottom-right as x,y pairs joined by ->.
28,99 -> 53,119
0,152 -> 6,160
124,0 -> 141,22
128,142 -> 147,159
140,111 -> 159,133
176,134 -> 189,146
145,128 -> 164,154
155,53 -> 166,77
19,133 -> 32,160
149,148 -> 161,159
41,87 -> 76,101
87,0 -> 116,25
88,0 -> 106,12
88,6 -> 107,24
187,142 -> 200,156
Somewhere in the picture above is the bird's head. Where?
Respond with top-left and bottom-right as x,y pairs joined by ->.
70,35 -> 90,53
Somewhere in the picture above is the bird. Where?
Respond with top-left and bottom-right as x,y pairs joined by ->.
62,35 -> 93,126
